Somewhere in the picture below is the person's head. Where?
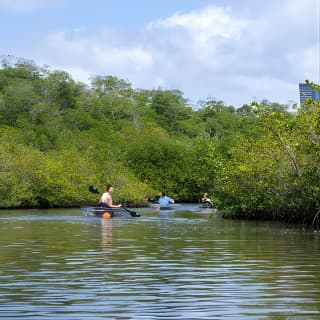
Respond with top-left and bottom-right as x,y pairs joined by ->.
162,192 -> 166,197
203,193 -> 208,198
106,184 -> 114,194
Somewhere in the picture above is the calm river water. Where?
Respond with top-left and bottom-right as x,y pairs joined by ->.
0,206 -> 319,319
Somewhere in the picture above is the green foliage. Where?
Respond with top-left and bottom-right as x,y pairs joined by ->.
125,127 -> 190,199
216,100 -> 320,226
0,59 -> 319,227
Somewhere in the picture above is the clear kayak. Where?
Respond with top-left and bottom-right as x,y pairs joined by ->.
81,206 -> 140,218
199,202 -> 214,209
149,203 -> 181,211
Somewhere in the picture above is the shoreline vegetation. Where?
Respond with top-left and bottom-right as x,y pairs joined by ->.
0,57 -> 320,228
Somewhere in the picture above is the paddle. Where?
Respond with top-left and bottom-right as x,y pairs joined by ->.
88,186 -> 140,217
148,196 -> 160,204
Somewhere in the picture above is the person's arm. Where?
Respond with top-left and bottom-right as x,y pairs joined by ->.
107,194 -> 121,208
106,195 -> 113,207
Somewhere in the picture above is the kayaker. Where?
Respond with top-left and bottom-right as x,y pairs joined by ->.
159,192 -> 174,206
98,184 -> 122,208
201,193 -> 213,207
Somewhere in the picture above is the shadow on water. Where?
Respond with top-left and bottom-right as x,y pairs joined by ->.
0,207 -> 319,319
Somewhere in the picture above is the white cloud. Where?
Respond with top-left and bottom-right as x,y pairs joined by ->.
62,66 -> 91,84
229,75 -> 298,105
286,46 -> 319,82
26,1 -> 318,106
148,5 -> 248,41
142,1 -> 317,104
34,28 -> 153,85
147,5 -> 249,64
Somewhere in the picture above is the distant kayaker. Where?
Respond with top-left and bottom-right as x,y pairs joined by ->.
99,184 -> 122,208
201,193 -> 213,207
159,192 -> 174,206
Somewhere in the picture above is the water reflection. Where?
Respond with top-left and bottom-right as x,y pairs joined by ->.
0,209 -> 319,319
101,219 -> 113,247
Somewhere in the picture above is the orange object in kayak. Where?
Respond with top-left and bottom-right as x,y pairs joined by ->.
81,206 -> 140,218
102,212 -> 112,219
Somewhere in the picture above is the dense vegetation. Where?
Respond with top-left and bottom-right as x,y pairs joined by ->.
0,58 -> 319,227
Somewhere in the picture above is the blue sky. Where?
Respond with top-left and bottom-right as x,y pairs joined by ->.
0,0 -> 319,107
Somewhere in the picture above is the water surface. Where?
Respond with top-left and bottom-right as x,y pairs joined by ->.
0,207 -> 319,319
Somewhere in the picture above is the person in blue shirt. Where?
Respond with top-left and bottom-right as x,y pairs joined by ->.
159,192 -> 174,206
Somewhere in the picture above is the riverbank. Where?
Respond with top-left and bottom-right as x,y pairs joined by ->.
1,202 -> 319,229
1,60 -> 320,230
221,208 -> 320,229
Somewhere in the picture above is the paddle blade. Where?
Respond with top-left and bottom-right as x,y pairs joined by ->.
148,195 -> 160,203
130,211 -> 141,217
122,206 -> 141,217
89,186 -> 100,194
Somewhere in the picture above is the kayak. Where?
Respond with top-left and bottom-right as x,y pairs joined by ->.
81,206 -> 140,218
199,202 -> 214,209
85,186 -> 141,218
150,203 -> 181,211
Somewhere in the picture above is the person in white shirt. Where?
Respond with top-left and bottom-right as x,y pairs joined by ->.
99,184 -> 122,208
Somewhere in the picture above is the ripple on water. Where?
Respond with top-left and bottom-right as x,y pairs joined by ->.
0,209 -> 319,319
